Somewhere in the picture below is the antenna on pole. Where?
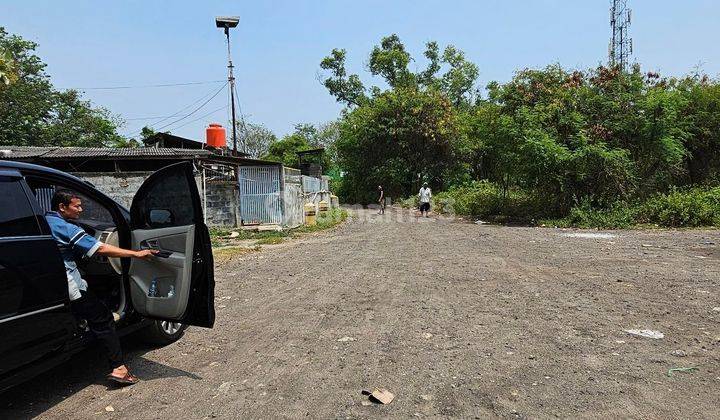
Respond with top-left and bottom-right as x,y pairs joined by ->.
609,0 -> 633,70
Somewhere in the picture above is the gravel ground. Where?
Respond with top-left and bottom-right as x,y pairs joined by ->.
1,207 -> 719,419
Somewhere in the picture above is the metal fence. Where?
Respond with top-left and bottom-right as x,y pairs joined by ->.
238,166 -> 282,225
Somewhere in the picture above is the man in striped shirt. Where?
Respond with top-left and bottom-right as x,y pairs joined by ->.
46,190 -> 156,385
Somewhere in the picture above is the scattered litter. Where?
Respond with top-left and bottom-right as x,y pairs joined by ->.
475,220 -> 487,225
360,400 -> 373,406
670,350 -> 687,357
563,232 -> 617,239
641,244 -> 653,248
422,332 -> 433,339
667,367 -> 698,377
625,329 -> 664,339
218,381 -> 233,393
337,336 -> 356,342
229,231 -> 240,238
105,406 -> 115,412
615,340 -> 626,344
695,256 -> 708,259
362,388 -> 394,405
713,307 -> 720,312
612,352 -> 621,356
701,241 -> 716,245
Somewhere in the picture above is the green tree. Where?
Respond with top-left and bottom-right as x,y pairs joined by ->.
0,48 -> 18,86
262,133 -> 311,168
0,27 -> 123,147
336,88 -> 458,203
239,122 -> 276,159
319,35 -> 477,202
319,49 -> 367,107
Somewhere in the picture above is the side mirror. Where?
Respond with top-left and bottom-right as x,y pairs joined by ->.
149,209 -> 174,228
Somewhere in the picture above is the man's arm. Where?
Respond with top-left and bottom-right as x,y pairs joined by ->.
97,243 -> 157,259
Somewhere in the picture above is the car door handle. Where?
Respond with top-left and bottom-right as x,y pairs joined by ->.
141,239 -> 160,249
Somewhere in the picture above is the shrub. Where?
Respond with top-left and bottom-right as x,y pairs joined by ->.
636,187 -> 720,227
432,181 -> 552,222
555,187 -> 720,228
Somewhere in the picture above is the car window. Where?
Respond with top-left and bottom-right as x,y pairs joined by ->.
0,179 -> 41,237
135,170 -> 196,229
26,181 -> 114,224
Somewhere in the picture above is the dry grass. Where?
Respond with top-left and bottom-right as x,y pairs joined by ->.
213,246 -> 260,265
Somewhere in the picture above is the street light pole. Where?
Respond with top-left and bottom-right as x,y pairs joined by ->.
224,27 -> 238,156
216,16 -> 240,155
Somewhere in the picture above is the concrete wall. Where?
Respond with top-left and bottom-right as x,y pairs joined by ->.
204,181 -> 239,226
73,171 -> 239,227
74,169 -> 333,229
74,171 -> 152,209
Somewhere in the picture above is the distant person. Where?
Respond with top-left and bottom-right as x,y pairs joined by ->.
377,185 -> 385,215
419,182 -> 432,218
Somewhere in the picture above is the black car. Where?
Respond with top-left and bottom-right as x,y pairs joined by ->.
0,160 -> 215,391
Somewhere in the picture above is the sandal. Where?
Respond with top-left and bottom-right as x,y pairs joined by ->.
107,372 -> 140,385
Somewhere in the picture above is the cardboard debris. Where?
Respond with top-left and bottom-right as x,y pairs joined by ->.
369,388 -> 395,404
625,329 -> 664,339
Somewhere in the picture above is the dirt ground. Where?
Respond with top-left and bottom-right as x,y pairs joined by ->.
1,207 -> 719,419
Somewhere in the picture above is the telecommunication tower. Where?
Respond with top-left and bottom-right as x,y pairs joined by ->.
609,0 -> 633,70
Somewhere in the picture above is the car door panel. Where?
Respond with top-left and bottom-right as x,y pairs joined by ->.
128,162 -> 214,328
129,225 -> 194,320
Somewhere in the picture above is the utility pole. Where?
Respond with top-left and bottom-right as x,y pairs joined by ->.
215,16 -> 240,155
609,0 -> 633,70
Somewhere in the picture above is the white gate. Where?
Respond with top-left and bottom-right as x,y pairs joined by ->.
239,166 -> 282,225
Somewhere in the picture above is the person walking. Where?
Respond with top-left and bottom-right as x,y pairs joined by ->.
418,182 -> 432,218
377,185 -> 385,215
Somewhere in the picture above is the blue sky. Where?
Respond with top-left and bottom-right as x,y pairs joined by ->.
4,1 -> 719,141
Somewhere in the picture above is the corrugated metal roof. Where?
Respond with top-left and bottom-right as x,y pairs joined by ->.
0,146 -> 213,160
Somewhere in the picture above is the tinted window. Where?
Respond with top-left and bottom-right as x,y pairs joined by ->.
0,179 -> 41,237
27,181 -> 114,224
135,170 -> 196,229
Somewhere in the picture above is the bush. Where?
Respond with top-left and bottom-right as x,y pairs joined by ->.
432,181 -> 553,222
562,200 -> 639,229
551,187 -> 720,228
636,187 -> 720,227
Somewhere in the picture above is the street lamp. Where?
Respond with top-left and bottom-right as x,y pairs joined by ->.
215,16 -> 240,155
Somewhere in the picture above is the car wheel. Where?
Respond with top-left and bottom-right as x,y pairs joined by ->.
137,320 -> 187,346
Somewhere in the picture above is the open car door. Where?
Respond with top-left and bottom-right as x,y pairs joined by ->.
128,162 -> 214,328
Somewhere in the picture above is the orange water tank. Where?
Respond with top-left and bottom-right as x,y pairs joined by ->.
206,123 -> 226,148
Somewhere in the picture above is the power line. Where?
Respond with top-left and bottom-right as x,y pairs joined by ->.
122,81 -> 227,138
125,86 -> 224,126
65,80 -> 226,90
171,105 -> 228,131
152,82 -> 228,132
124,114 -> 182,121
